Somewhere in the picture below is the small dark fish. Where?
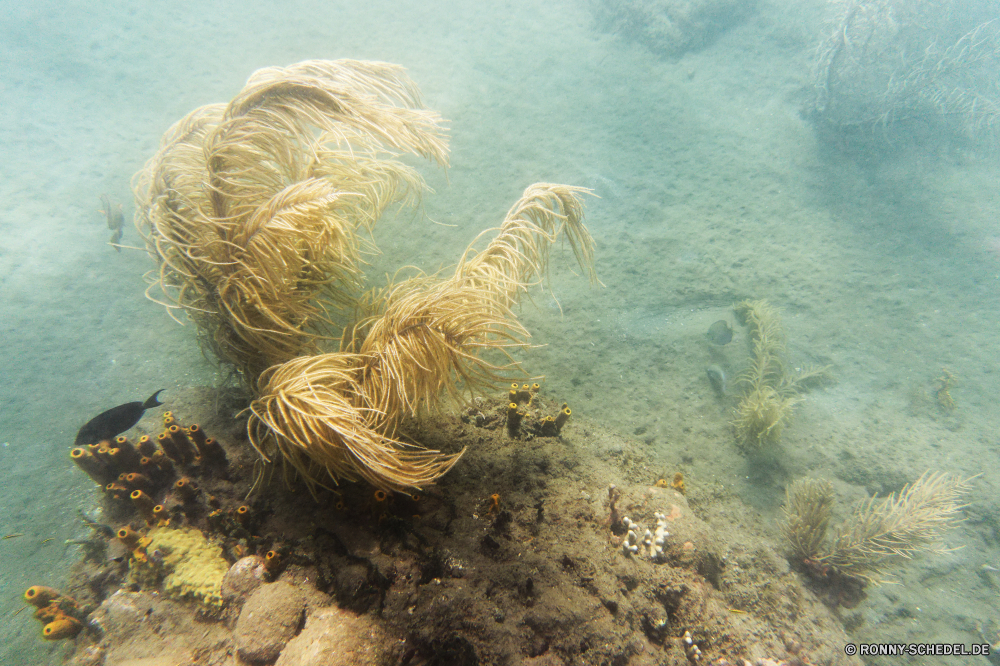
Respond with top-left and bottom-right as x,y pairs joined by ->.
105,539 -> 128,563
78,510 -> 116,538
74,390 -> 164,446
706,320 -> 733,345
109,225 -> 124,251
706,365 -> 727,396
100,195 -> 126,252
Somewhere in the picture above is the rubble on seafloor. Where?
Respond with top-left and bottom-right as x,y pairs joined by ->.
31,386 -> 863,666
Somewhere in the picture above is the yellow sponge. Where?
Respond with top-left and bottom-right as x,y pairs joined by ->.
138,525 -> 230,608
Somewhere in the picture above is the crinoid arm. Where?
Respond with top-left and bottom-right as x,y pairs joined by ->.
133,59 -> 450,382
454,183 -> 598,307
351,277 -> 530,432
782,478 -> 834,562
814,471 -> 975,584
248,352 -> 464,494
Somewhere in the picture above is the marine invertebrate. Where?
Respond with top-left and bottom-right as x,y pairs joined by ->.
934,367 -> 958,412
134,59 -> 449,381
248,352 -> 465,493
506,402 -> 525,438
70,447 -> 116,485
24,586 -> 83,640
117,526 -> 141,549
134,525 -> 231,608
781,478 -> 834,563
246,182 -> 594,493
130,489 -> 157,520
188,424 -> 227,465
173,477 -> 199,501
554,404 -> 572,433
782,471 -> 975,585
731,299 -> 829,450
264,550 -> 282,575
621,513 -> 669,561
24,586 -> 63,608
812,0 -> 1000,152
135,59 -> 598,493
42,617 -> 82,640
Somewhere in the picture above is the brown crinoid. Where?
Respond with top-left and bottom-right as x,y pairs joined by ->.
134,59 -> 448,380
249,183 -> 597,493
135,60 -> 597,493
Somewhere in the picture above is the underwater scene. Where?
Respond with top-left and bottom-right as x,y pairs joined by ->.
2,0 -> 999,664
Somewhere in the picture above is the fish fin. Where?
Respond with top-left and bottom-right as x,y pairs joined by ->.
144,389 -> 165,409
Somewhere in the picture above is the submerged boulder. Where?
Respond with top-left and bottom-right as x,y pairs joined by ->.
234,582 -> 305,663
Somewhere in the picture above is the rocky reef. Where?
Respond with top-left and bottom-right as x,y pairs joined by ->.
37,387 -> 862,666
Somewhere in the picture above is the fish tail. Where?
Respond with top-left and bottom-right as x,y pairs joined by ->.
144,389 -> 165,409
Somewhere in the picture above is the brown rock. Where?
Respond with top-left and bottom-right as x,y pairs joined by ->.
275,606 -> 387,666
235,582 -> 305,663
221,555 -> 268,606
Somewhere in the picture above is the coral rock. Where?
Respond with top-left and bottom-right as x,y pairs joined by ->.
235,582 -> 305,663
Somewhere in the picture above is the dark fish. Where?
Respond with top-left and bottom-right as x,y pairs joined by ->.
706,365 -> 727,396
74,390 -> 164,446
106,539 -> 128,563
77,510 -> 116,539
100,194 -> 126,252
706,320 -> 733,345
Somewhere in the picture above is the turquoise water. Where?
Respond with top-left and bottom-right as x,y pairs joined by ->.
2,0 -> 998,663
